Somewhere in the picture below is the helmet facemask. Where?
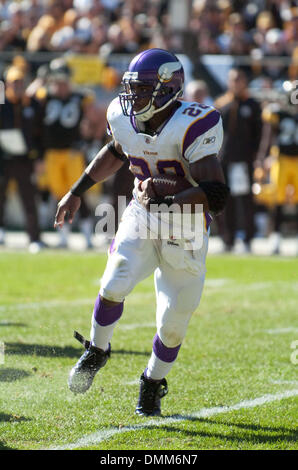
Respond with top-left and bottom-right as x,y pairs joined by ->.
119,76 -> 156,121
119,70 -> 184,122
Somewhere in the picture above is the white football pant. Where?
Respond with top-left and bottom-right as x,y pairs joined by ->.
99,200 -> 209,349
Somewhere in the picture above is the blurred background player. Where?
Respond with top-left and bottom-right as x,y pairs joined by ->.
0,64 -> 44,253
258,80 -> 298,254
26,63 -> 52,229
79,99 -> 134,239
185,79 -> 213,107
37,58 -> 95,248
215,68 -> 262,253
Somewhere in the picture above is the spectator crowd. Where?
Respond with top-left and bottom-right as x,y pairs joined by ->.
0,0 -> 296,59
0,0 -> 297,254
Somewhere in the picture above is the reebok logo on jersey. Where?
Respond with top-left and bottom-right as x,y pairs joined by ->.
203,136 -> 216,145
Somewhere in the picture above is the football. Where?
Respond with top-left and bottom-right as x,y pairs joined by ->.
142,174 -> 193,197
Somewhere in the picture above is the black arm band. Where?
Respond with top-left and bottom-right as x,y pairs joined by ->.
149,195 -> 175,209
106,140 -> 127,162
199,181 -> 230,215
70,172 -> 96,197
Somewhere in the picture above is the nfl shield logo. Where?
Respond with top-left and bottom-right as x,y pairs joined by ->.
145,137 -> 151,144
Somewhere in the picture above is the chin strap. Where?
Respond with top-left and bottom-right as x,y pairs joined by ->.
136,86 -> 183,122
136,104 -> 156,122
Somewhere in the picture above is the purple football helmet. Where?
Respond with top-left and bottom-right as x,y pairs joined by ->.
119,48 -> 184,122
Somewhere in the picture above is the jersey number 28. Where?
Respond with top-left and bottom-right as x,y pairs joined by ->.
128,157 -> 185,180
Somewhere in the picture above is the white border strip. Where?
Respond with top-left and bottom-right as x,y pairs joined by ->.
50,389 -> 298,450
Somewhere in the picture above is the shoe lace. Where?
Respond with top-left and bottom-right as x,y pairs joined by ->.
142,378 -> 168,408
74,331 -> 110,369
158,378 -> 168,398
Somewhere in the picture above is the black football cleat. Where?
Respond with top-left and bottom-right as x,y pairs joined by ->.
135,372 -> 168,417
68,331 -> 110,394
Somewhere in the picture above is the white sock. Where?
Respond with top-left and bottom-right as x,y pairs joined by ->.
90,316 -> 117,352
146,351 -> 176,381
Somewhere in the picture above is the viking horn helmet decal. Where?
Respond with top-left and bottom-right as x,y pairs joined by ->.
158,62 -> 182,82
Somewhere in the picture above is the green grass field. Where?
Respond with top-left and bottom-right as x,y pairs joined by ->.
0,251 -> 297,450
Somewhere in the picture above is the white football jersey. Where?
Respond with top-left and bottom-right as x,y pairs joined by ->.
107,97 -> 223,240
107,97 -> 223,186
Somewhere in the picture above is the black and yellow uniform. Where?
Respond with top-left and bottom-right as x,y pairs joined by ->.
0,75 -> 43,243
262,104 -> 298,205
215,92 -> 262,248
38,87 -> 94,200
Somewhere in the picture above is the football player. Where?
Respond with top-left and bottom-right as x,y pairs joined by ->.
38,58 -> 95,248
260,81 -> 298,254
0,65 -> 44,252
54,49 -> 229,416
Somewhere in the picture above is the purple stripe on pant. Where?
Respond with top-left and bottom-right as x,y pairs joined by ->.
153,333 -> 181,363
109,238 -> 116,255
93,295 -> 123,326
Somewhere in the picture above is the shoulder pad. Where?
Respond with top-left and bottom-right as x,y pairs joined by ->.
107,98 -> 123,126
106,98 -> 124,139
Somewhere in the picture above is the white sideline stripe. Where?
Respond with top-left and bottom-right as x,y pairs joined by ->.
264,328 -> 298,334
50,389 -> 298,450
119,323 -> 155,331
204,279 -> 230,287
123,379 -> 140,386
270,380 -> 298,385
0,298 -> 94,313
